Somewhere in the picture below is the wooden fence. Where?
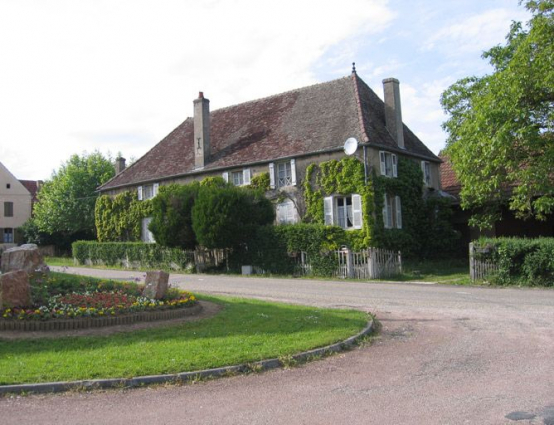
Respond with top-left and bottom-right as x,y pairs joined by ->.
469,242 -> 499,281
298,248 -> 402,280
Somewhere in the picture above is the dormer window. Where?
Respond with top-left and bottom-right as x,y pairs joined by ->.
379,151 -> 397,178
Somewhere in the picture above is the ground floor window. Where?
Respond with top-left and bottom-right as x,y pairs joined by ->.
276,199 -> 298,224
383,194 -> 402,229
3,228 -> 13,243
324,194 -> 362,230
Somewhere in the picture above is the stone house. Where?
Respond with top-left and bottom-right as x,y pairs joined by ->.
0,162 -> 37,246
98,69 -> 441,242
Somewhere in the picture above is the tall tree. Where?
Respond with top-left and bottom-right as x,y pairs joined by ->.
441,0 -> 554,228
33,152 -> 115,243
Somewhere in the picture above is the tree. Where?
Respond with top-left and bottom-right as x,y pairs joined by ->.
192,186 -> 275,249
33,152 -> 115,244
441,0 -> 554,228
148,183 -> 200,249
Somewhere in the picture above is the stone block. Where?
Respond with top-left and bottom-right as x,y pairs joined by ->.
1,244 -> 48,274
143,271 -> 169,299
0,270 -> 31,308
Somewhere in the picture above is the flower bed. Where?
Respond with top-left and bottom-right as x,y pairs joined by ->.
0,272 -> 197,328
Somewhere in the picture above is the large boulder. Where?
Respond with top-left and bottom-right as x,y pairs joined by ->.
1,244 -> 48,274
143,270 -> 169,300
0,270 -> 31,308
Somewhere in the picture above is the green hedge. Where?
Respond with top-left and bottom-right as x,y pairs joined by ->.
72,241 -> 194,271
230,224 -> 348,276
475,237 -> 554,286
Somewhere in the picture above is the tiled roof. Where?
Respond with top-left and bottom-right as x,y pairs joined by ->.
19,180 -> 42,204
100,73 -> 440,191
438,154 -> 461,197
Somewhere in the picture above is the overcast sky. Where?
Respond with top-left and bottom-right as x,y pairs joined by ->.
0,0 -> 530,181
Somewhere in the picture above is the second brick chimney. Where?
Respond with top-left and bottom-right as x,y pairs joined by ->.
194,92 -> 211,169
382,78 -> 405,149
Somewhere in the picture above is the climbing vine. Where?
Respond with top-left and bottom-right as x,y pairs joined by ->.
303,157 -> 373,249
95,191 -> 153,242
250,172 -> 270,192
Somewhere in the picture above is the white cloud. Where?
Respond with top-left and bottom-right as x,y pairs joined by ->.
0,0 -> 394,179
424,8 -> 529,55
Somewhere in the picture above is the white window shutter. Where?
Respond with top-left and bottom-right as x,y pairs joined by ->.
137,186 -> 143,201
243,169 -> 251,185
153,183 -> 159,196
421,161 -> 426,184
269,163 -> 275,189
222,172 -> 229,183
352,194 -> 362,229
324,196 -> 334,225
392,154 -> 398,178
379,151 -> 386,176
395,196 -> 402,229
290,159 -> 297,185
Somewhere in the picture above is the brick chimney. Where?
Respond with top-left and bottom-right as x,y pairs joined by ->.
115,157 -> 126,174
382,78 -> 405,149
194,92 -> 210,169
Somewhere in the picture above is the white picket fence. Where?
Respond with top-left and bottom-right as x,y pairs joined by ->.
469,242 -> 499,281
298,247 -> 402,279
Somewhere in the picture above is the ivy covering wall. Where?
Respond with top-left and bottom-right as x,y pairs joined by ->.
302,156 -> 459,258
95,191 -> 153,242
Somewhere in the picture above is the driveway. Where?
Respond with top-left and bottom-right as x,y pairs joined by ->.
2,267 -> 554,425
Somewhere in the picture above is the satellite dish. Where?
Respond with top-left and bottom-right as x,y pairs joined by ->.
343,137 -> 358,155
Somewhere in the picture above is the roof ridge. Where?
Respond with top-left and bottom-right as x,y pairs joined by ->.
351,73 -> 370,143
210,75 -> 353,114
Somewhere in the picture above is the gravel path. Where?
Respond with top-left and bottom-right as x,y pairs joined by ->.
2,267 -> 554,425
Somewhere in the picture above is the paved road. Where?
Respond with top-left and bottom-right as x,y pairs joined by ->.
3,267 -> 554,425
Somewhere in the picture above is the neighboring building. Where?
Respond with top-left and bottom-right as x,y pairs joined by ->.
0,162 -> 35,246
440,154 -> 554,246
99,69 -> 441,242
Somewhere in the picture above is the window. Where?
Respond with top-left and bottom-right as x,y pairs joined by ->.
379,151 -> 397,178
222,169 -> 251,186
276,199 -> 298,224
323,194 -> 362,230
421,161 -> 431,186
232,171 -> 243,186
6,183 -> 10,189
269,159 -> 297,189
4,202 -> 13,217
141,217 -> 155,243
137,183 -> 159,201
383,194 -> 402,229
3,228 -> 13,243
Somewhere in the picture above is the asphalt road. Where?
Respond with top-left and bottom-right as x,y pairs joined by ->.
2,267 -> 554,425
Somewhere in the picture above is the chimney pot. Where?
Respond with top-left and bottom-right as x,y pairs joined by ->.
382,78 -> 405,149
198,92 -> 204,99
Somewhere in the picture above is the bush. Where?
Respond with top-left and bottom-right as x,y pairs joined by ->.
192,185 -> 274,249
149,183 -> 200,250
72,241 -> 194,271
475,237 -> 554,286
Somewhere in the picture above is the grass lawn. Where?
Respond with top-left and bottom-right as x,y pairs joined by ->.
0,296 -> 368,385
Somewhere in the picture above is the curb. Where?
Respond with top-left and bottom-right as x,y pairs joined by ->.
0,318 -> 374,396
0,304 -> 202,332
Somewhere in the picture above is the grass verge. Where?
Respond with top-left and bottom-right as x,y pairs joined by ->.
0,295 -> 368,385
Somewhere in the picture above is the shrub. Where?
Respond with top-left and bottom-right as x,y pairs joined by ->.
475,237 -> 554,286
72,241 -> 194,271
192,185 -> 274,249
149,183 -> 200,250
